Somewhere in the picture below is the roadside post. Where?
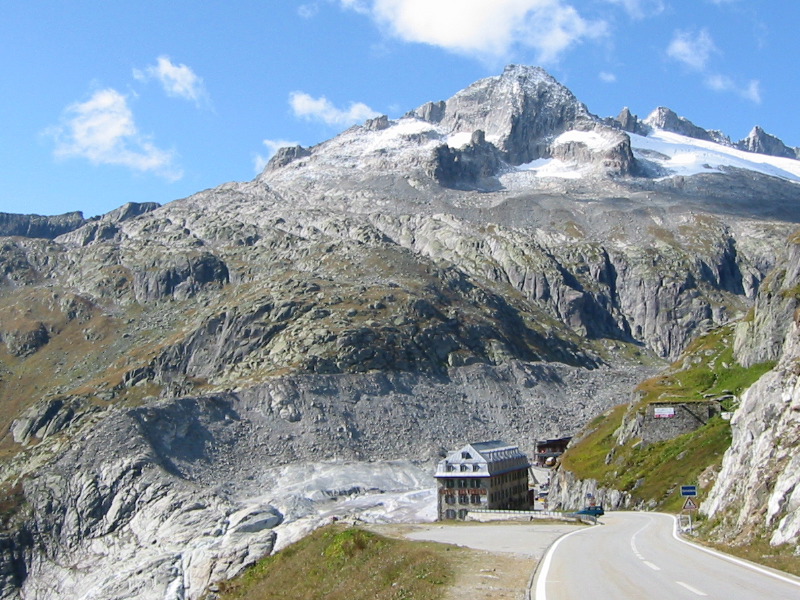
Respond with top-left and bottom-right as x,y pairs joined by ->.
680,485 -> 698,532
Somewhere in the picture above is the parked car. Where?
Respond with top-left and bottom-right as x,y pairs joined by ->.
576,505 -> 604,517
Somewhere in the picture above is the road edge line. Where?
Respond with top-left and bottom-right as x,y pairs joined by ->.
528,524 -> 595,600
669,514 -> 800,589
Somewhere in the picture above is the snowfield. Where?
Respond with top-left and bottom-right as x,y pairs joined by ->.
629,130 -> 800,182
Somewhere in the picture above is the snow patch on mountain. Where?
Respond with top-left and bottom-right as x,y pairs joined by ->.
447,131 -> 474,149
506,158 -> 594,182
499,125 -> 800,187
631,130 -> 800,182
554,129 -> 621,151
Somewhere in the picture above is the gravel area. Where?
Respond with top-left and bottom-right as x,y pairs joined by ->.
368,521 -> 583,599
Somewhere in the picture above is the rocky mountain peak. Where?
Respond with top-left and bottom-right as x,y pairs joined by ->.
410,64 -> 593,165
614,106 -> 641,133
738,125 -> 798,159
643,107 -> 713,142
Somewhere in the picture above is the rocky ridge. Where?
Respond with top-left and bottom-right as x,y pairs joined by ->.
701,236 -> 800,546
1,64 -> 800,598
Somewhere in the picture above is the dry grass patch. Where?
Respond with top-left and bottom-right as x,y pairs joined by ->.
217,525 -> 455,600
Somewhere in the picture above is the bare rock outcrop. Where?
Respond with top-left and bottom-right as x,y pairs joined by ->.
702,234 -> 800,546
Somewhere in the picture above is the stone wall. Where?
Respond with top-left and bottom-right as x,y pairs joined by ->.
640,401 -> 720,445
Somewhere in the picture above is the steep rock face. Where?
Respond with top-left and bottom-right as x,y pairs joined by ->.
547,124 -> 636,176
430,130 -> 503,187
702,356 -> 800,546
611,107 -> 646,135
414,64 -> 593,165
702,234 -> 800,546
0,203 -> 160,242
738,126 -> 799,159
0,212 -> 85,240
13,403 -> 280,600
733,239 -> 800,367
547,467 -> 635,511
369,212 -> 760,359
265,145 -> 312,171
644,107 -> 714,142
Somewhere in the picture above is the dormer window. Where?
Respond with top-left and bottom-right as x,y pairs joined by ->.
461,451 -> 471,459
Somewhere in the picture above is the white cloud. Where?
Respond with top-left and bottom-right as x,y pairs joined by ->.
604,0 -> 665,19
289,91 -> 380,126
338,0 -> 607,63
665,29 -> 761,104
599,71 -> 617,83
706,74 -> 762,104
298,3 -> 319,18
254,139 -> 300,173
48,88 -> 181,180
134,56 -> 209,107
667,28 -> 717,71
743,80 -> 762,104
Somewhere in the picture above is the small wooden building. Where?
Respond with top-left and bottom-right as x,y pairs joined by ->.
533,436 -> 571,467
434,440 -> 530,520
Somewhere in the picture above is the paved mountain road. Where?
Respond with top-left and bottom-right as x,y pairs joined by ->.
533,512 -> 800,600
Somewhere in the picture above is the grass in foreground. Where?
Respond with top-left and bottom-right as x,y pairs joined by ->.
700,533 -> 800,577
216,525 -> 455,600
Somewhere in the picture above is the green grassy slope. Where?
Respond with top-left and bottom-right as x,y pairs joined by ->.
560,325 -> 775,511
216,525 -> 455,600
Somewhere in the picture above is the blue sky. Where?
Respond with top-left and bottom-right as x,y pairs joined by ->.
2,0 -> 798,217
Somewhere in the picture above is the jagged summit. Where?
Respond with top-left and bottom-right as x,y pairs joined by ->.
643,107 -> 715,142
262,65 -> 800,202
410,64 -> 593,165
740,125 -> 799,159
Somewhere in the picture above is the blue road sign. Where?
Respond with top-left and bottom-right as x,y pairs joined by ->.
681,485 -> 697,497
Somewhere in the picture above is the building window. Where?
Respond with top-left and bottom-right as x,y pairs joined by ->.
459,494 -> 468,504
461,464 -> 469,472
458,509 -> 468,519
471,479 -> 480,488
445,509 -> 456,519
472,464 -> 481,472
471,494 -> 481,504
462,451 -> 472,459
445,495 -> 455,505
446,463 -> 455,472
446,480 -> 454,488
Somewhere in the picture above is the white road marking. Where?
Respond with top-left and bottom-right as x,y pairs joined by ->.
670,515 -> 800,589
533,526 -> 594,600
631,515 -> 658,569
676,580 -> 708,596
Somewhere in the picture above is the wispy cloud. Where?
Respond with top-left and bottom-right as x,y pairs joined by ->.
47,88 -> 181,179
254,139 -> 300,173
706,74 -> 761,104
599,71 -> 617,83
604,0 -> 665,19
289,91 -> 380,126
134,56 -> 209,107
667,28 -> 717,71
297,3 -> 319,18
667,29 -> 761,104
338,0 -> 607,64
